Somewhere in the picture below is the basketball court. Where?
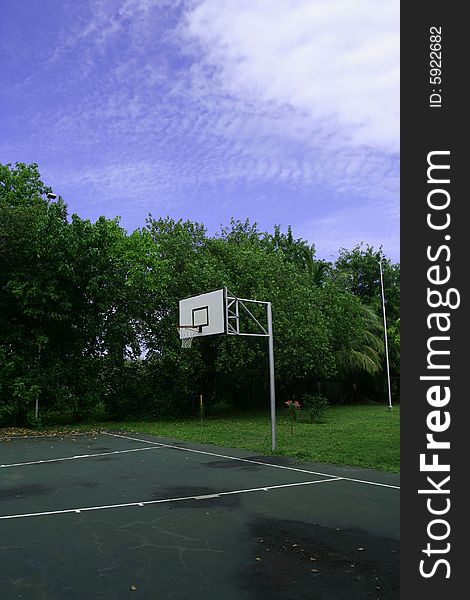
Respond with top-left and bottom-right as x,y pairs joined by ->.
0,430 -> 399,599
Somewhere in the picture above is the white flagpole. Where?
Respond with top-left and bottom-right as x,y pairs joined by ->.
379,259 -> 393,409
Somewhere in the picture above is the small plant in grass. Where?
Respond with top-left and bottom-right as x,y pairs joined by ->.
301,393 -> 329,423
285,400 -> 301,435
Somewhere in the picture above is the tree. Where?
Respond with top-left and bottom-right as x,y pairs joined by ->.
1,163 -> 401,424
332,243 -> 400,399
1,163 -> 139,423
333,243 -> 399,318
1,163 -> 69,423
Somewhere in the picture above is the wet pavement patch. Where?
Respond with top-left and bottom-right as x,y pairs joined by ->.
243,517 -> 399,600
93,455 -> 117,461
205,459 -> 263,471
204,455 -> 301,471
0,483 -> 54,499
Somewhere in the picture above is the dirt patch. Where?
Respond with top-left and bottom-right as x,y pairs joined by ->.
0,428 -> 106,441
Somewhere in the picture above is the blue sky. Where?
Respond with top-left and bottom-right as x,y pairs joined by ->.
0,0 -> 399,262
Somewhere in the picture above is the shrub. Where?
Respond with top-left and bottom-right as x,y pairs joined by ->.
301,393 -> 329,423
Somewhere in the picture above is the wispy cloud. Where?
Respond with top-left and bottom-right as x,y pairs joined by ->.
0,0 -> 399,260
296,196 -> 400,262
183,0 -> 399,152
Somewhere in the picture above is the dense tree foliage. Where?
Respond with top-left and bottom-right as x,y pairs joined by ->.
333,244 -> 400,381
0,163 -> 400,425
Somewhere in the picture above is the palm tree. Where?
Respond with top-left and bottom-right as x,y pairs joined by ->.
335,303 -> 384,401
306,255 -> 331,286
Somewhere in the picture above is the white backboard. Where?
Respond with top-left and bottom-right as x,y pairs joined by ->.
178,288 -> 226,338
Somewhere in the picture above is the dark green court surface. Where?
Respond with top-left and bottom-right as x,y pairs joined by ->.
0,431 -> 399,599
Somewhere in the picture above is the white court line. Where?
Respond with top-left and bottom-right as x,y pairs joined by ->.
0,446 -> 163,468
0,478 -> 342,520
105,432 -> 400,490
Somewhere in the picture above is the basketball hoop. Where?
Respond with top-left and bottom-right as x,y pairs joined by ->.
178,288 -> 277,450
178,326 -> 200,349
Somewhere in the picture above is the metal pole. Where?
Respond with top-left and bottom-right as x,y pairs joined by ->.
35,341 -> 41,420
379,260 -> 392,409
267,302 -> 276,450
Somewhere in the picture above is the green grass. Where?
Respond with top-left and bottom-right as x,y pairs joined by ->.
3,404 -> 399,472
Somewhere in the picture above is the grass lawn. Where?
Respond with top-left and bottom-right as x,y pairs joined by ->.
1,404 -> 400,472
